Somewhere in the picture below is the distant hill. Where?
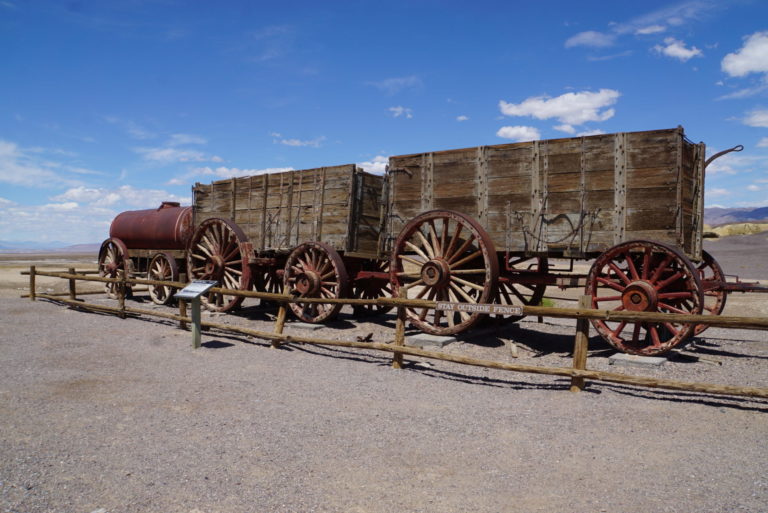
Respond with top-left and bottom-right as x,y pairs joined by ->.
705,206 -> 768,226
0,241 -> 100,254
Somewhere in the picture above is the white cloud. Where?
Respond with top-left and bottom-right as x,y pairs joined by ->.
565,31 -> 614,48
41,202 -> 79,211
722,31 -> 768,77
272,135 -> 326,148
747,184 -> 760,191
653,37 -> 702,61
168,166 -> 295,185
104,116 -> 156,140
499,89 -> 619,126
0,196 -> 14,206
496,126 -> 541,142
578,129 -> 605,136
757,137 -> 768,148
555,124 -> 576,134
168,133 -> 207,146
368,75 -> 422,95
52,185 -> 187,208
456,115 -> 469,122
389,106 -> 413,119
357,155 -> 388,175
135,146 -> 210,163
635,25 -> 666,35
743,109 -> 768,128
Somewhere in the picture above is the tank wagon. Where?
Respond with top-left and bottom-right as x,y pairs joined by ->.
99,126 -> 757,356
98,201 -> 192,305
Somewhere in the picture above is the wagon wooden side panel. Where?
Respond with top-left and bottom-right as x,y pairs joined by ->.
192,165 -> 384,258
387,127 -> 705,261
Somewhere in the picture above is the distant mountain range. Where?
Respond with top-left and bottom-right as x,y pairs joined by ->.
0,241 -> 101,253
704,206 -> 768,227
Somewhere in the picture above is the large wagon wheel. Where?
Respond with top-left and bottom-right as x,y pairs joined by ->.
694,250 -> 727,336
493,256 -> 549,323
284,241 -> 349,323
98,238 -> 131,299
352,260 -> 394,316
391,210 -> 498,335
586,240 -> 703,356
148,252 -> 178,305
186,218 -> 252,312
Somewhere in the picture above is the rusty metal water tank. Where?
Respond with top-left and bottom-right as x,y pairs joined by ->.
109,202 -> 193,250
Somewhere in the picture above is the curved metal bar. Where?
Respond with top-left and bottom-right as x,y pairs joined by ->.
705,144 -> 744,169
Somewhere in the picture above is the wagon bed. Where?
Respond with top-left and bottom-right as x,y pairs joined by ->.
387,127 -> 706,261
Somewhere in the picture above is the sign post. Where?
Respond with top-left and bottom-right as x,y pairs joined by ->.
174,280 -> 218,349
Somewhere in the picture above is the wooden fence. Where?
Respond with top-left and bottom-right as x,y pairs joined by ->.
21,266 -> 768,400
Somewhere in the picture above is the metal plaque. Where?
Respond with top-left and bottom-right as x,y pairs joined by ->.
174,280 -> 218,300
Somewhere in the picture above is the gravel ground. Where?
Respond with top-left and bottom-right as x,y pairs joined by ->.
2,278 -> 768,512
2,242 -> 768,513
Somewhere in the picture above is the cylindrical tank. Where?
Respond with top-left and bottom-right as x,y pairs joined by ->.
109,202 -> 193,250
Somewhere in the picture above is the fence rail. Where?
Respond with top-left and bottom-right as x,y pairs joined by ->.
21,266 -> 768,400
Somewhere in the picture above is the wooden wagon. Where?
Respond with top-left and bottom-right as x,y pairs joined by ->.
386,126 -> 744,355
186,164 -> 390,321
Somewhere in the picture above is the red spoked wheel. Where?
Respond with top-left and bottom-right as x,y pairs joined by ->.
284,242 -> 349,323
391,210 -> 498,335
148,252 -> 179,305
186,218 -> 252,312
493,256 -> 549,323
694,250 -> 727,336
352,260 -> 394,316
98,238 -> 131,299
586,240 -> 703,356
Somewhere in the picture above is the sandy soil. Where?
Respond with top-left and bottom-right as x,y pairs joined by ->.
1,240 -> 767,512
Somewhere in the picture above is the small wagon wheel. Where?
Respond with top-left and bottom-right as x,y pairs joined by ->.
283,241 -> 349,323
186,218 -> 252,312
694,250 -> 727,336
493,256 -> 549,323
352,260 -> 394,316
586,240 -> 703,356
390,210 -> 498,335
98,237 -> 131,300
148,252 -> 179,305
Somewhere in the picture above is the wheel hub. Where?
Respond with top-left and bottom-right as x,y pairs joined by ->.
295,271 -> 321,295
621,281 -> 658,312
204,255 -> 225,279
421,259 -> 451,287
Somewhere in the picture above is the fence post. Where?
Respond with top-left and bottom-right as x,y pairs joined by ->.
272,290 -> 291,348
29,265 -> 36,301
570,295 -> 591,392
179,299 -> 188,330
118,273 -> 127,319
68,267 -> 77,301
392,299 -> 406,369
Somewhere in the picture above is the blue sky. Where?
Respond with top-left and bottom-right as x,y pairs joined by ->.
1,0 -> 767,244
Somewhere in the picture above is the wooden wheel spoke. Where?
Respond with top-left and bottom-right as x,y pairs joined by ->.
427,220 -> 441,257
649,254 -> 674,283
450,275 -> 485,291
596,276 -> 624,292
399,254 -> 426,268
447,236 -> 475,265
415,230 -> 435,259
607,262 -> 631,285
641,247 -> 651,280
450,249 -> 483,270
405,241 -> 430,261
610,321 -> 627,338
658,302 -> 690,315
450,281 -> 476,304
655,271 -> 684,291
594,295 -> 622,302
623,251 -> 640,281
648,325 -> 662,347
443,222 -> 463,261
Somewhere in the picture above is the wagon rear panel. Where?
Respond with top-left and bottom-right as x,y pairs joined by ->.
193,165 -> 384,257
388,127 -> 704,260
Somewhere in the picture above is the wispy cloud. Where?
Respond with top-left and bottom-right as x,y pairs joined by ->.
168,133 -> 207,146
0,139 -> 85,188
104,116 -> 156,140
565,31 -> 615,48
168,166 -> 294,185
368,75 -> 422,95
743,109 -> 768,128
270,132 -> 326,147
456,115 -> 469,122
389,106 -> 413,119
